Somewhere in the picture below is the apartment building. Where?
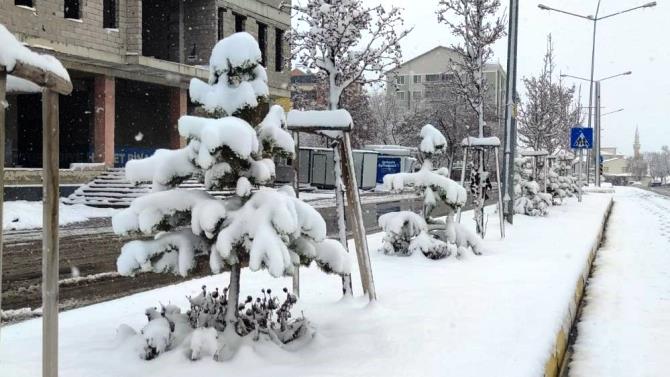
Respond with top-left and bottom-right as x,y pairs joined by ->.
1,0 -> 290,168
386,46 -> 507,136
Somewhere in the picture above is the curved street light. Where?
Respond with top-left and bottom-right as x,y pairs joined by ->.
538,1 -> 656,185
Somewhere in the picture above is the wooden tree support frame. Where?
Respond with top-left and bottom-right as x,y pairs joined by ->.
457,144 -> 505,239
0,62 -> 72,377
288,120 -> 376,301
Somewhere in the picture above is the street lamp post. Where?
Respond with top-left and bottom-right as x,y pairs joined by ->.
561,71 -> 631,186
538,1 -> 656,184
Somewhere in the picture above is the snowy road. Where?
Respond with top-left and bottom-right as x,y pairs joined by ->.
569,187 -> 670,376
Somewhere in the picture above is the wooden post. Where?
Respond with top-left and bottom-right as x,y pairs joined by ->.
495,147 -> 505,238
339,133 -> 376,300
457,147 -> 469,223
0,69 -> 6,344
292,131 -> 300,297
42,89 -> 60,377
333,141 -> 353,297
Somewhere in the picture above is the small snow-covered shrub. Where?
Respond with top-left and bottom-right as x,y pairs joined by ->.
513,157 -> 551,216
119,286 -> 313,361
380,125 -> 473,260
378,211 -> 426,256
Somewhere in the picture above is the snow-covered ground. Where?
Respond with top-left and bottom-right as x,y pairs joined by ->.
3,201 -> 116,231
0,194 -> 612,377
570,187 -> 670,376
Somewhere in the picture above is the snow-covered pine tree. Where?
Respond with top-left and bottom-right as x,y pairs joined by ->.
381,125 -> 483,258
436,0 -> 506,236
112,32 -> 351,361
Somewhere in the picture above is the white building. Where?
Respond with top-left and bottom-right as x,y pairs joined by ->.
386,46 -> 507,134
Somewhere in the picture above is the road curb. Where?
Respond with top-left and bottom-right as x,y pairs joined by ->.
544,196 -> 614,377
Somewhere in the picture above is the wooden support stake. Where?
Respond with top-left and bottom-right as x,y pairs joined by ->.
333,141 -> 353,297
339,133 -> 376,300
495,147 -> 505,238
0,69 -> 6,343
42,89 -> 60,377
457,147 -> 469,223
292,132 -> 300,297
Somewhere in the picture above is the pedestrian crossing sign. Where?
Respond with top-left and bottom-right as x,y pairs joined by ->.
571,127 -> 593,149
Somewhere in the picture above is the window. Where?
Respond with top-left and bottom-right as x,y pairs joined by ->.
275,28 -> 284,72
257,22 -> 267,66
395,75 -> 405,85
396,91 -> 405,100
15,0 -> 33,7
413,75 -> 422,84
217,8 -> 226,40
234,13 -> 246,32
425,74 -> 441,82
64,0 -> 81,19
103,0 -> 117,28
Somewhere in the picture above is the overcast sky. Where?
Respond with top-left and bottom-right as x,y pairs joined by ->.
365,0 -> 667,156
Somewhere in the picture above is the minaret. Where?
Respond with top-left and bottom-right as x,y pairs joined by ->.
634,126 -> 641,159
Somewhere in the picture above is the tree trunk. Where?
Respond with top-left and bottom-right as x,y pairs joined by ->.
225,263 -> 241,323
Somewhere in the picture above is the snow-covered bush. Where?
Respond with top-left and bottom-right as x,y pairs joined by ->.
113,33 -> 350,361
513,157 -> 552,216
381,125 -> 481,259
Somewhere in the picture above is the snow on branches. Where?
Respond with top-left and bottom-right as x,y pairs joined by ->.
436,0 -> 506,136
291,0 -> 411,109
380,125 -> 482,259
189,32 -> 269,116
114,32 -> 349,361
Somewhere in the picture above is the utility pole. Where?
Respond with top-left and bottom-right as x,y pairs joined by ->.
595,81 -> 602,186
502,0 -> 519,224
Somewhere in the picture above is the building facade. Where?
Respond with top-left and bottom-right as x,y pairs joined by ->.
1,0 -> 290,168
385,46 -> 507,136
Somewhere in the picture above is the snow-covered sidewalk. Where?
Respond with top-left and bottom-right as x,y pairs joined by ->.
569,187 -> 670,376
2,201 -> 116,231
0,194 -> 612,377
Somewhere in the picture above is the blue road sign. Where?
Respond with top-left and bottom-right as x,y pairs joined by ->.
376,157 -> 401,183
571,127 -> 593,149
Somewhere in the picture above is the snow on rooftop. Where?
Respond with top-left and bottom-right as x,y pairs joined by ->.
287,109 -> 353,130
461,136 -> 501,147
0,24 -> 70,83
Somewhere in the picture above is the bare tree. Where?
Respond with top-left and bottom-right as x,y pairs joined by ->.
291,0 -> 411,110
436,0 -> 506,138
291,0 -> 410,295
437,0 -> 506,236
518,35 -> 579,154
368,90 -> 409,145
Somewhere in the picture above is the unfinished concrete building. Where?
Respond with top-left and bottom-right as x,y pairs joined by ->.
1,0 -> 290,168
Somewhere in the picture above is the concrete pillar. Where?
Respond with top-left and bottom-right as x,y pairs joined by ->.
93,76 -> 115,166
169,87 -> 187,149
126,0 -> 142,54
